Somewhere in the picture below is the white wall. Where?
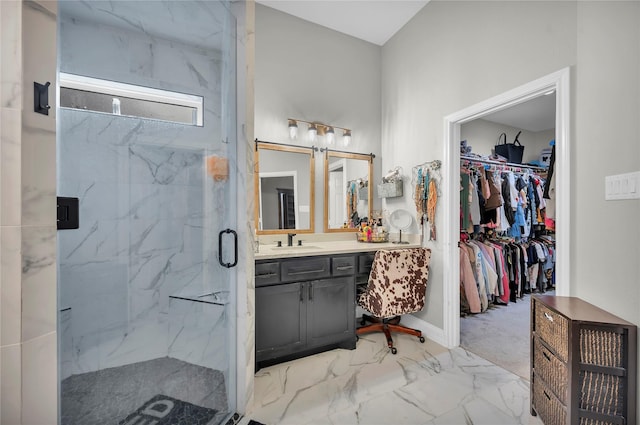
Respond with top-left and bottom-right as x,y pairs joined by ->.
461,119 -> 554,164
573,1 -> 640,325
382,0 -> 578,329
255,4 -> 382,232
382,0 -> 640,413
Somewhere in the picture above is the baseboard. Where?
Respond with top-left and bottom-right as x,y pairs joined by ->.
401,315 -> 448,348
256,337 -> 357,371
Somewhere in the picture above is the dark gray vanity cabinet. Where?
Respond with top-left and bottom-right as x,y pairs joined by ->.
255,281 -> 306,361
306,276 -> 355,348
256,254 -> 365,368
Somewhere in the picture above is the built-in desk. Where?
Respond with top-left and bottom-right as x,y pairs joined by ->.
255,240 -> 420,369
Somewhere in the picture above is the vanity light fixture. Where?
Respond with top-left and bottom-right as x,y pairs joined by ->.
287,118 -> 352,146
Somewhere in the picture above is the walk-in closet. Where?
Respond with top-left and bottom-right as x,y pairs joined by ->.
458,94 -> 558,378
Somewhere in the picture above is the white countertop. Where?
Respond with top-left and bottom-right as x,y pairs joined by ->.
255,239 -> 422,260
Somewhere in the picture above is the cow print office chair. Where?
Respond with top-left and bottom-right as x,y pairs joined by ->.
356,248 -> 431,354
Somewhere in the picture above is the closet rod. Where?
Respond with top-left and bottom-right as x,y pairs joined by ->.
460,155 -> 547,172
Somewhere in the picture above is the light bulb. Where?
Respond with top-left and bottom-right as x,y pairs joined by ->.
342,130 -> 351,147
288,119 -> 298,140
326,127 -> 335,144
308,124 -> 317,143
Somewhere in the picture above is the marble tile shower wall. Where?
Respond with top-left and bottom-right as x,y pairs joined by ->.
0,3 -> 24,422
2,1 -> 59,423
58,15 -> 232,378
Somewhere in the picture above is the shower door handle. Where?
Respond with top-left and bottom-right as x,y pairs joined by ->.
218,229 -> 238,268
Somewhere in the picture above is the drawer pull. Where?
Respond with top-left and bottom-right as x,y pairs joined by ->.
542,351 -> 551,362
544,312 -> 554,322
287,268 -> 326,276
256,273 -> 278,279
336,265 -> 354,271
543,390 -> 551,401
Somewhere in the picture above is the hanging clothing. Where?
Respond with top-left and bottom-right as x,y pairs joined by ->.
470,240 -> 499,298
508,198 -> 526,239
460,235 -> 555,315
469,174 -> 482,225
463,243 -> 488,312
484,170 -> 503,210
544,146 -> 557,220
501,176 -> 515,226
460,246 -> 481,314
460,172 -> 473,233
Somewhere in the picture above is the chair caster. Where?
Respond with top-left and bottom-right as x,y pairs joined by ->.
419,336 -> 425,343
390,347 -> 397,355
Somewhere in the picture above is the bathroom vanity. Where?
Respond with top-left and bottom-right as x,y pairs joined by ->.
253,140 -> 419,368
254,241 -> 419,368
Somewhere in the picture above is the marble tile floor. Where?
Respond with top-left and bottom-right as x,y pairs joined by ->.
245,332 -> 545,425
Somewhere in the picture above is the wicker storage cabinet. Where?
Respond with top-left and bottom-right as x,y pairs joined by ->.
531,295 -> 637,425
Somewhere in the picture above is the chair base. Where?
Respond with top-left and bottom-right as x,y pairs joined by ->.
356,314 -> 425,354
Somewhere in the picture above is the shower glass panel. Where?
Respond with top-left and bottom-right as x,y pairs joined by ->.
57,2 -> 238,424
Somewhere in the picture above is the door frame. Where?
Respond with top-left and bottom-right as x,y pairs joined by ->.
441,67 -> 571,348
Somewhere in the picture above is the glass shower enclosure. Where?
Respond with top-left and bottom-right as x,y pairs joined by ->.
56,2 -> 239,424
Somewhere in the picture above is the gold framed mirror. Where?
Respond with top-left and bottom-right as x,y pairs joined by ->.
323,150 -> 373,232
254,141 -> 315,235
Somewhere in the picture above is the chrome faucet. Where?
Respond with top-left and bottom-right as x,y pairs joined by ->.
287,233 -> 296,247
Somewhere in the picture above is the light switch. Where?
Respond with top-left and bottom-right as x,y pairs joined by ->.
605,172 -> 640,200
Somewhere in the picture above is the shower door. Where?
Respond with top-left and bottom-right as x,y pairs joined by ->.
57,2 -> 239,424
